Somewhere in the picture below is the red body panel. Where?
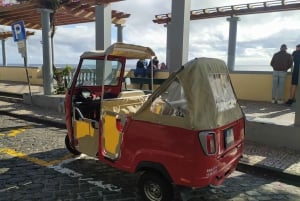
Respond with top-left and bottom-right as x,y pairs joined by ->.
97,117 -> 244,188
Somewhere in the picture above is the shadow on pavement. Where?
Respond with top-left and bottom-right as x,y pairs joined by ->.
1,148 -> 300,201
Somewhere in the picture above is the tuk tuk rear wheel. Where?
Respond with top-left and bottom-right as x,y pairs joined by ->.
138,171 -> 173,201
65,135 -> 81,155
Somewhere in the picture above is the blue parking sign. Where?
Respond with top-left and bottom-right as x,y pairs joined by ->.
11,20 -> 26,42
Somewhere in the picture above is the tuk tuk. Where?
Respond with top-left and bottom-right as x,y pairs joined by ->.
64,42 -> 245,201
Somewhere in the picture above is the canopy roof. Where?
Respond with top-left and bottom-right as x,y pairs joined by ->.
0,0 -> 130,29
153,0 -> 300,24
134,57 -> 244,130
80,42 -> 156,59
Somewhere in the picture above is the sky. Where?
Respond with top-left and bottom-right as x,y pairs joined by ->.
1,0 -> 300,70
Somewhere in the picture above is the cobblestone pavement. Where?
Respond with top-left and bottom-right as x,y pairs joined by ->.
1,114 -> 300,201
241,141 -> 300,177
1,99 -> 300,177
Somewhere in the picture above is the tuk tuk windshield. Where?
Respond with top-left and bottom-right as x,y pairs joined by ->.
74,58 -> 122,87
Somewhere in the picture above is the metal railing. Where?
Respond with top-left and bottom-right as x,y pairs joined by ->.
153,0 -> 300,24
60,69 -> 96,87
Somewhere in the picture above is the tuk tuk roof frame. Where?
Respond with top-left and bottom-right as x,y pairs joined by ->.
80,42 -> 156,60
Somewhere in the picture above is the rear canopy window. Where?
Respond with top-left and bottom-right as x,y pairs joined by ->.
208,73 -> 237,112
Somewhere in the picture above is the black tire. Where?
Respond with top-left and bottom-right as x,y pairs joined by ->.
138,171 -> 174,201
65,135 -> 81,155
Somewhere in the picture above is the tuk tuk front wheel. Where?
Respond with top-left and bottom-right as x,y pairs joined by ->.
138,171 -> 173,201
65,135 -> 81,155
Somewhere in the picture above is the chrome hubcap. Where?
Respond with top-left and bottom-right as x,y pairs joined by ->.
144,182 -> 162,201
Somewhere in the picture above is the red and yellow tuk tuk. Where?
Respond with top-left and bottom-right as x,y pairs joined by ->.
64,43 -> 245,201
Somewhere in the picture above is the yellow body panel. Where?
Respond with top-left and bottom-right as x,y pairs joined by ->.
102,112 -> 122,159
74,120 -> 98,157
74,120 -> 95,138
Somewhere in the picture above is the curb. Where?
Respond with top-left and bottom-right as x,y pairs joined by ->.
0,94 -> 23,103
0,110 -> 66,129
237,162 -> 300,187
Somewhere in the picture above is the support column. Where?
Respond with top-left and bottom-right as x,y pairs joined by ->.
115,24 -> 123,42
166,0 -> 191,72
95,4 -> 111,86
39,8 -> 53,95
95,4 -> 111,50
227,16 -> 240,71
1,39 -> 6,66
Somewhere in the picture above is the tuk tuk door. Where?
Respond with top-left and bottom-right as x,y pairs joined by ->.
73,117 -> 99,157
101,111 -> 124,160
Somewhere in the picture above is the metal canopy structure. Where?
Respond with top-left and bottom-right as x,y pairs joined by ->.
0,0 -> 130,29
0,31 -> 34,39
153,0 -> 300,24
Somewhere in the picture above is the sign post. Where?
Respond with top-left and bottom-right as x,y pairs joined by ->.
11,20 -> 32,104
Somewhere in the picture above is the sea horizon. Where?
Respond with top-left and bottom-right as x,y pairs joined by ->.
1,63 -> 273,72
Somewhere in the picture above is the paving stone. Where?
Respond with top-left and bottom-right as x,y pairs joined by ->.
1,103 -> 300,200
245,190 -> 261,196
256,196 -> 273,200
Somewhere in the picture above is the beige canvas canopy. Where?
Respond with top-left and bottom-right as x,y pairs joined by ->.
134,57 -> 244,130
80,42 -> 155,60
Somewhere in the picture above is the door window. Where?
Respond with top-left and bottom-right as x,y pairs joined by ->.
150,79 -> 188,117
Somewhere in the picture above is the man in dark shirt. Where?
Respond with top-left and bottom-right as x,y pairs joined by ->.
286,44 -> 300,106
270,44 -> 293,104
147,56 -> 159,90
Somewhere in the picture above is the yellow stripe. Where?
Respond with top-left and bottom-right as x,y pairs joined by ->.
0,148 -> 50,166
48,154 -> 73,166
7,126 -> 33,137
7,128 -> 26,137
6,126 -> 32,137
0,148 -> 72,167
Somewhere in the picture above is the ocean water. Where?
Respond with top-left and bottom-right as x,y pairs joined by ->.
3,63 -> 272,72
3,64 -> 75,68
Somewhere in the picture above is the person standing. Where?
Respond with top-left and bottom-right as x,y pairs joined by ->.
147,56 -> 159,78
134,59 -> 146,78
147,56 -> 159,90
134,59 -> 147,89
286,44 -> 300,106
160,62 -> 167,70
270,44 -> 293,104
